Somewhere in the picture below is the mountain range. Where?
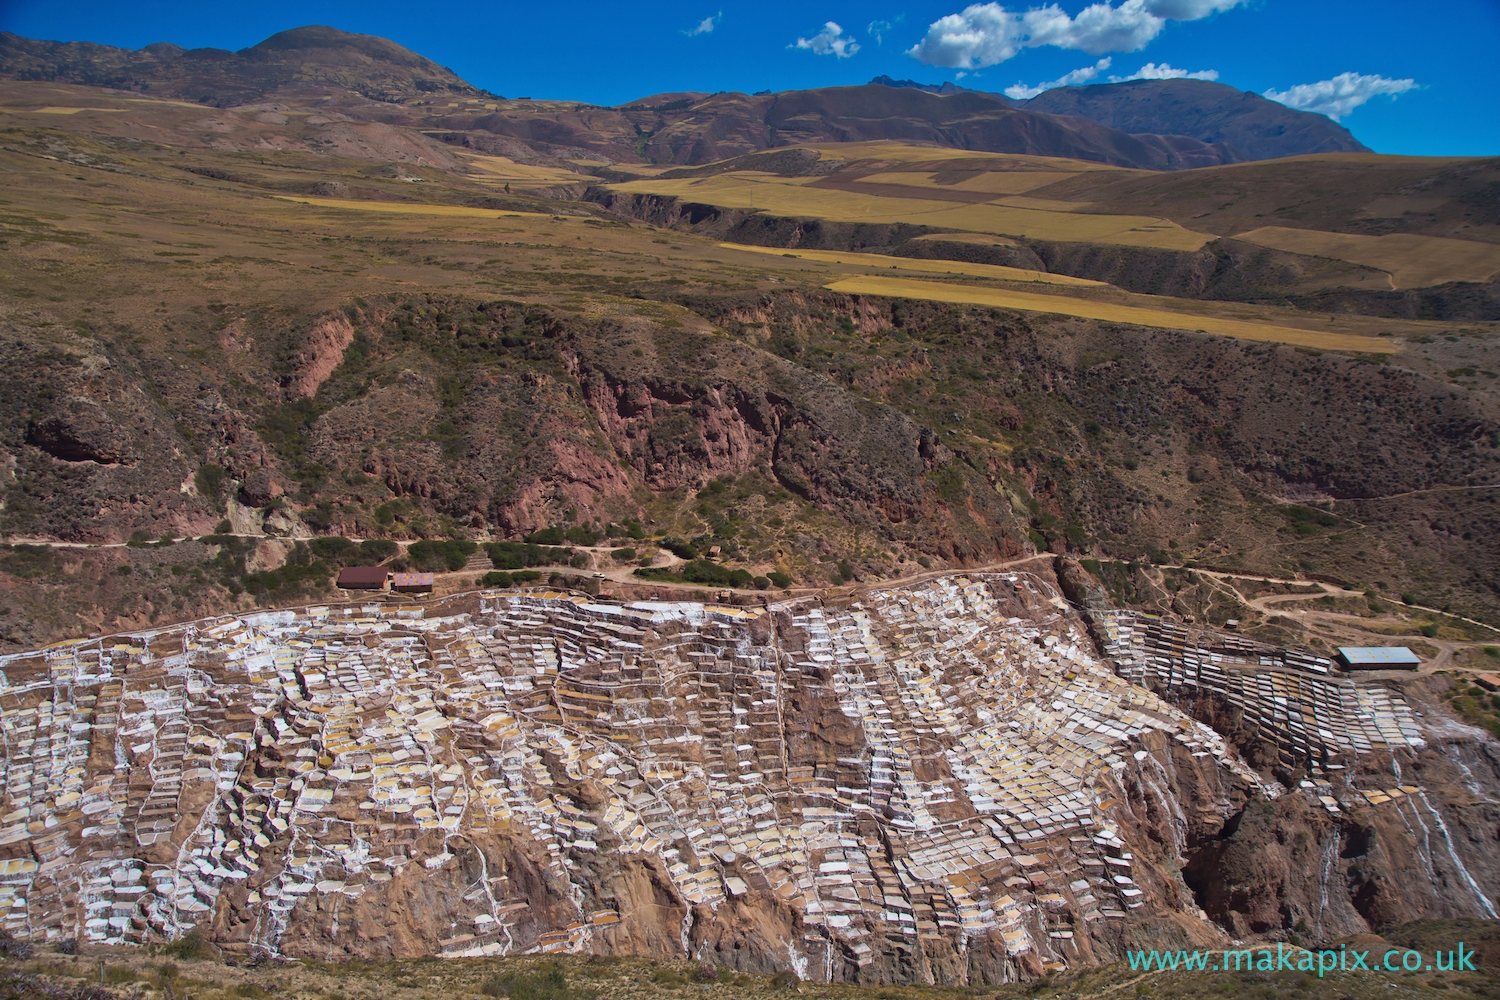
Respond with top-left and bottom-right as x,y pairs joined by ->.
0,26 -> 1366,169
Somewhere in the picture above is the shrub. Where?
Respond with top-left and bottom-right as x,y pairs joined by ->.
161,927 -> 214,961
486,541 -> 573,569
1485,646 -> 1500,657
1402,593 -> 1417,605
0,928 -> 33,959
358,539 -> 398,563
767,571 -> 791,589
482,571 -> 512,588
753,576 -> 770,590
661,537 -> 699,560
565,525 -> 600,546
693,965 -> 719,983
836,560 -> 853,583
611,547 -> 637,562
406,539 -> 476,572
215,519 -> 233,534
481,962 -> 574,1000
524,526 -> 566,545
649,968 -> 686,988
1421,624 -> 1439,638
770,970 -> 800,988
195,464 -> 230,506
103,968 -> 137,985
307,537 -> 358,564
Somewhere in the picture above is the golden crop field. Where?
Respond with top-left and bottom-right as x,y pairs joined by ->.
825,275 -> 1399,353
798,141 -> 1123,172
1234,226 -> 1500,288
607,172 -> 1211,250
859,170 -> 1082,195
718,242 -> 1108,286
273,195 -> 553,219
458,151 -> 598,186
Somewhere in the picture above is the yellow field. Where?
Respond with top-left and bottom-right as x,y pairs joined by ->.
798,141 -> 1122,172
273,196 -> 552,219
607,173 -> 1210,251
825,275 -> 1399,352
719,242 -> 1107,287
457,152 -> 596,186
860,170 -> 1080,195
1233,227 -> 1500,288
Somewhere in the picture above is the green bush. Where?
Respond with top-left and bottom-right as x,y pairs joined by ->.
770,970 -> 800,989
307,537 -> 358,564
195,464 -> 230,506
753,576 -> 770,590
161,926 -> 215,960
525,526 -> 566,545
661,537 -> 699,560
215,519 -> 233,534
486,541 -> 573,569
359,539 -> 398,562
1403,593 -> 1418,605
1421,624 -> 1440,638
565,525 -> 600,546
1485,646 -> 1500,657
406,539 -> 477,572
611,547 -> 637,562
480,962 -> 578,1000
767,571 -> 791,589
483,571 -> 512,587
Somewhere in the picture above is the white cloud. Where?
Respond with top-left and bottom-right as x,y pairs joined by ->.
792,21 -> 861,58
684,11 -> 721,36
1264,72 -> 1418,121
908,0 -> 1245,69
1109,61 -> 1218,81
868,16 -> 904,44
1004,57 -> 1111,99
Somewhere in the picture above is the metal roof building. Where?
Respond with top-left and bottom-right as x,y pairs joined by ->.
392,572 -> 434,593
1336,646 -> 1421,670
336,566 -> 389,590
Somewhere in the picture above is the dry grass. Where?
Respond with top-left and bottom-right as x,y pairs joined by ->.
1234,226 -> 1500,288
607,172 -> 1211,250
273,196 -> 553,219
825,275 -> 1400,352
719,242 -> 1108,286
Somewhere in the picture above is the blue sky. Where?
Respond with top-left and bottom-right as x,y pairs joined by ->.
2,0 -> 1497,155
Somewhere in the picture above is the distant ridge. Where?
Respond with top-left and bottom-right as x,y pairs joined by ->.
0,25 -> 489,106
0,26 -> 1365,167
1018,79 -> 1368,160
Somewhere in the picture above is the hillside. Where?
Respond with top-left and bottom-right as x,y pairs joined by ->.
0,26 -> 1498,989
0,25 -> 484,105
1018,79 -> 1370,161
0,27 -> 1361,170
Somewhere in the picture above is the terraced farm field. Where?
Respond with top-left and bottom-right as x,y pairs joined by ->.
718,242 -> 1109,286
825,275 -> 1400,352
1233,226 -> 1500,288
607,171 -> 1209,250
